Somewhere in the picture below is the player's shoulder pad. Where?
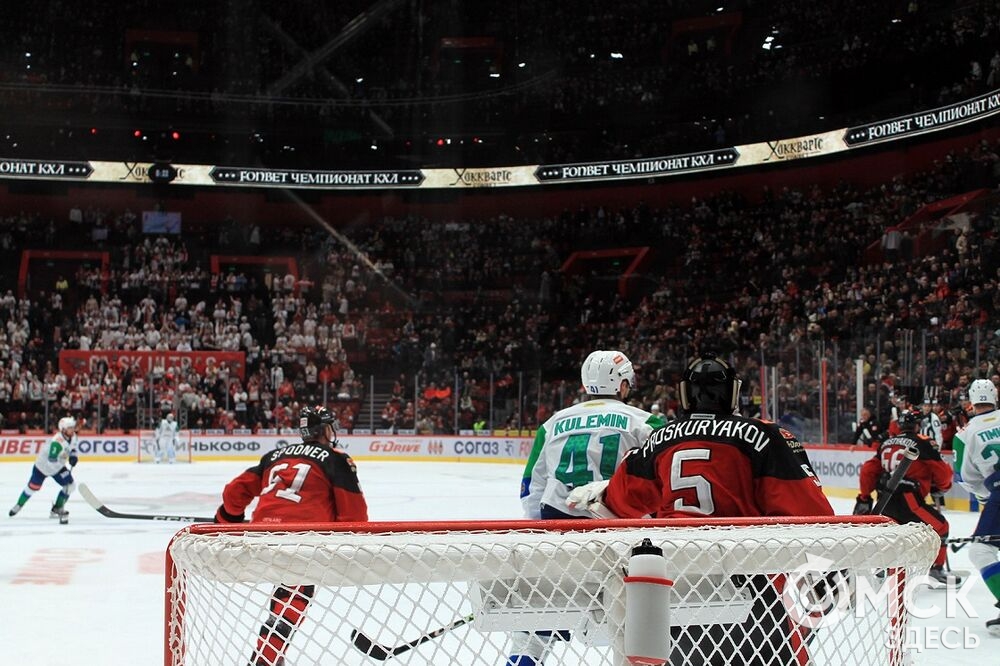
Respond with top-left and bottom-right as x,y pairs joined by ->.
757,418 -> 804,453
331,447 -> 359,474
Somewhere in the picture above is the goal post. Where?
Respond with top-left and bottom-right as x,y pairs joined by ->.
137,429 -> 193,463
165,516 -> 940,666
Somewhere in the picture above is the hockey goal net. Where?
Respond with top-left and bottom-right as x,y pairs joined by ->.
165,516 -> 939,666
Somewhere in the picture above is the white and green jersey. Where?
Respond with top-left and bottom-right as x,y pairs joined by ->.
520,398 -> 665,518
155,419 -> 179,444
34,432 -> 76,476
952,407 -> 1000,498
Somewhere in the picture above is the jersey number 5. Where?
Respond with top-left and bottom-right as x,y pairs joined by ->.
554,433 -> 620,488
670,448 -> 715,515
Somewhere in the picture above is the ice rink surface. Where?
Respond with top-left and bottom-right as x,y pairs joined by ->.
1,459 -> 995,665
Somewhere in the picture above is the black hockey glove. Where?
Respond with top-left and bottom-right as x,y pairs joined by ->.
214,504 -> 246,524
68,454 -> 79,467
852,494 -> 873,515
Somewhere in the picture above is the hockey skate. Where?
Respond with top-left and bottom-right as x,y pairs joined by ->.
50,504 -> 69,525
8,504 -> 21,517
927,565 -> 961,587
988,603 -> 1000,638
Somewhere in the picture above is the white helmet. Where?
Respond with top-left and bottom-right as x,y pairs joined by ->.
581,350 -> 634,396
58,416 -> 77,433
968,379 -> 998,407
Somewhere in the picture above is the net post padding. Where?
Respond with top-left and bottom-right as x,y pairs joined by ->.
166,517 -> 940,666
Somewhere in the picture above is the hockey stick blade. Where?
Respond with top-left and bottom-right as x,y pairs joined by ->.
349,629 -> 392,661
350,614 -> 475,660
78,484 -> 214,522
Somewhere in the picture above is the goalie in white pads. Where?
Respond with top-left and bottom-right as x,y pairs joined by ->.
8,416 -> 79,524
951,378 -> 1000,635
508,350 -> 665,665
154,412 -> 180,463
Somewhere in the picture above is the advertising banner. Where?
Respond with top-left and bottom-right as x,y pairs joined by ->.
2,88 -> 996,191
58,350 -> 246,380
0,433 -> 976,510
0,433 -> 136,461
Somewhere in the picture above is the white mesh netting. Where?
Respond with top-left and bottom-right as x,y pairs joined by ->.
166,517 -> 939,666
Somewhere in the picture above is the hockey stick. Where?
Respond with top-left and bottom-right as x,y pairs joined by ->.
78,484 -> 214,522
948,534 -> 1000,552
872,443 -> 920,515
350,614 -> 475,660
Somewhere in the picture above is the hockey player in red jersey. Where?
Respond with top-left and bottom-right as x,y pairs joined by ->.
854,408 -> 956,585
215,405 -> 368,666
571,354 -> 833,519
569,353 -> 834,665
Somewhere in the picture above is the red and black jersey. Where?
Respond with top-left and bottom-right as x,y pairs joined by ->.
605,413 -> 833,519
220,441 -> 368,524
859,432 -> 952,499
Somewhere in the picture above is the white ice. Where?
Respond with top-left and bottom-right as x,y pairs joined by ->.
0,460 -> 994,665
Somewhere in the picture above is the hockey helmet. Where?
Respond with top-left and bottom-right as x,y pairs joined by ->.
581,350 -> 635,396
58,416 -> 77,434
679,354 -> 742,414
896,409 -> 921,430
967,379 -> 998,407
299,405 -> 337,443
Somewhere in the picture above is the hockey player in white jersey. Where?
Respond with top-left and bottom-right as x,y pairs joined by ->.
952,378 -> 1000,636
508,350 -> 665,665
8,416 -> 79,524
154,412 -> 180,463
520,350 -> 665,520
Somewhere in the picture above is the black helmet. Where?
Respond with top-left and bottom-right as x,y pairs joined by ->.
897,409 -> 921,431
299,405 -> 337,443
679,354 -> 742,414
